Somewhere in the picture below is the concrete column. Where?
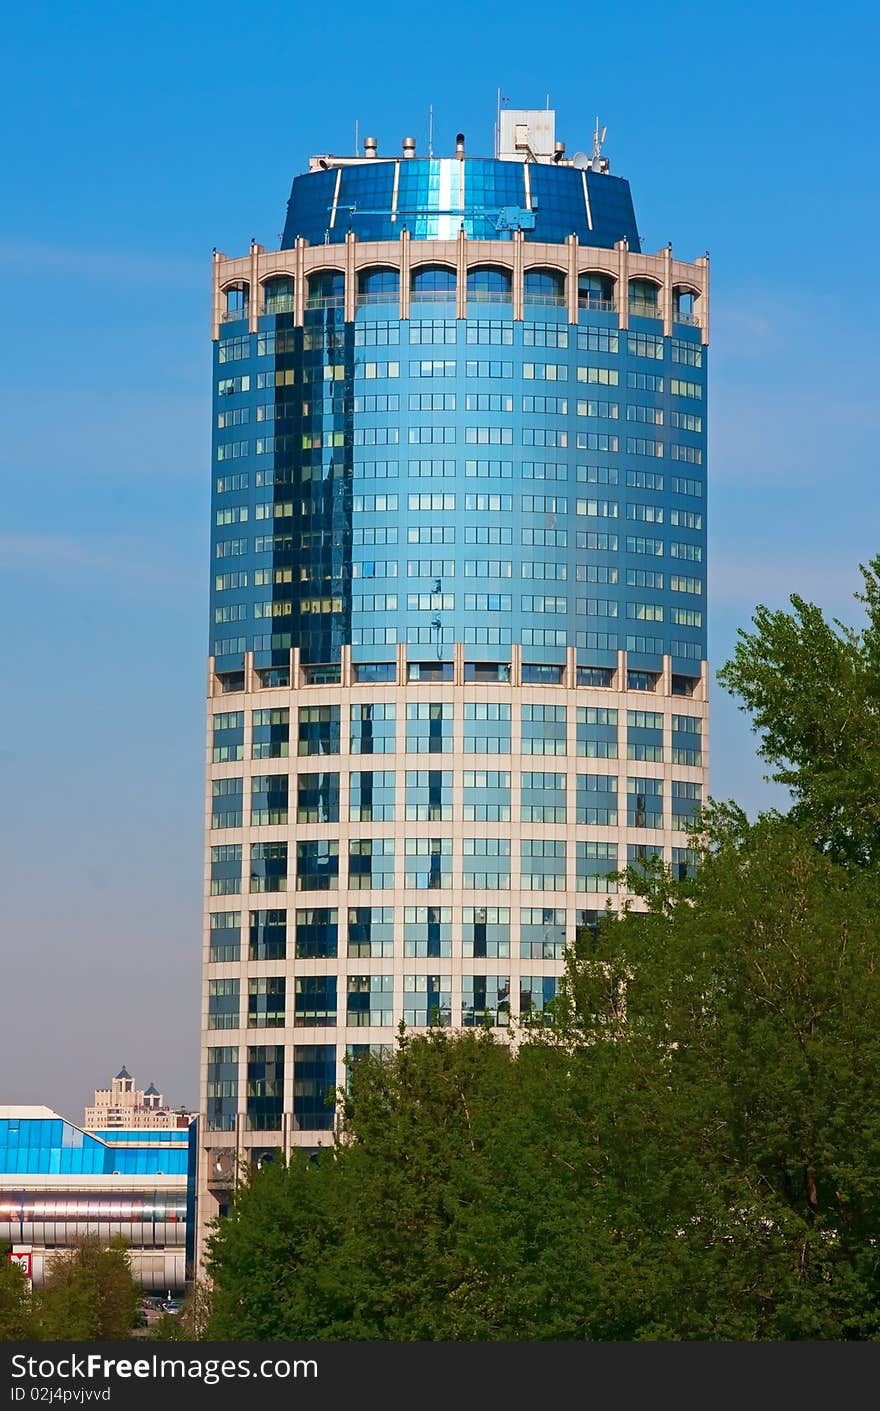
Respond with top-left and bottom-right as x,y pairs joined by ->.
567,235 -> 579,324
618,648 -> 627,688
396,640 -> 407,685
400,230 -> 411,320
249,242 -> 263,332
341,643 -> 352,688
662,244 -> 673,338
697,254 -> 710,346
511,642 -> 522,687
513,230 -> 524,322
344,231 -> 357,322
292,646 -> 302,688
617,240 -> 629,331
211,251 -> 225,342
454,640 -> 465,685
565,643 -> 577,686
244,650 -> 255,694
661,652 -> 673,696
294,239 -> 306,326
456,228 -> 467,320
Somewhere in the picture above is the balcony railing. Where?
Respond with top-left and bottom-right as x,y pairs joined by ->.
578,297 -> 617,313
409,290 -> 457,304
306,295 -> 345,310
221,305 -> 249,323
356,291 -> 399,306
264,296 -> 296,315
674,311 -> 700,326
522,293 -> 566,307
628,299 -> 661,319
467,289 -> 513,304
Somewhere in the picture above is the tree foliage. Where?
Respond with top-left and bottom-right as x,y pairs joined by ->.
717,556 -> 880,863
205,555 -> 880,1340
35,1238 -> 140,1341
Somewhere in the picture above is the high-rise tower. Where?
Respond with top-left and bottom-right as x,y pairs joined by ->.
199,108 -> 708,1255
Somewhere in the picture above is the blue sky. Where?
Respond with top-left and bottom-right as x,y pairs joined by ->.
2,0 -> 877,1116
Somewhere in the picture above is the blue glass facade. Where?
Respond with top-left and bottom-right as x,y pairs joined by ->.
211,304 -> 705,674
0,1115 -> 190,1176
281,158 -> 639,250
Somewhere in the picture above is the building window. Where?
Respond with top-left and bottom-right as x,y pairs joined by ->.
348,770 -> 396,821
519,908 -> 566,960
519,976 -> 558,1018
404,906 -> 452,957
298,706 -> 340,757
346,976 -> 394,1027
627,778 -> 663,829
462,837 -> 511,890
348,839 -> 395,890
294,976 -> 337,1027
293,1045 -> 336,1131
249,909 -> 286,962
521,705 -> 567,755
405,770 -> 453,821
294,908 -> 338,959
348,906 -> 395,958
462,976 -> 510,1027
209,911 -> 241,964
576,775 -> 618,826
208,979 -> 240,1030
248,977 -> 286,1028
462,906 -> 510,958
576,841 -> 618,893
296,772 -> 340,824
350,703 -> 396,754
249,842 -> 288,893
462,769 -> 510,821
250,774 -> 288,826
246,1046 -> 284,1132
403,975 -> 451,1027
520,839 -> 566,891
520,772 -> 566,824
296,840 -> 339,892
406,703 -> 453,753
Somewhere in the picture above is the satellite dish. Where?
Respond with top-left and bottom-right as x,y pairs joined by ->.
571,151 -> 589,169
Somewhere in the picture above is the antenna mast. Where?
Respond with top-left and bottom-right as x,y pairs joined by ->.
428,104 -> 434,159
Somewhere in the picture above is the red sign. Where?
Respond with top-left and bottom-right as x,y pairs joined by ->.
8,1251 -> 32,1281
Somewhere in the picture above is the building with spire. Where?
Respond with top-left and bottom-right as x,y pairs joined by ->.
198,105 -> 708,1255
85,1067 -> 195,1131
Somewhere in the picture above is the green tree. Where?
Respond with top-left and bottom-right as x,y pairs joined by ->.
36,1238 -> 139,1341
0,1254 -> 37,1340
717,556 -> 880,864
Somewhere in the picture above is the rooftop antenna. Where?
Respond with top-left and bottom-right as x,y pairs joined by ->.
591,117 -> 608,172
428,104 -> 434,159
354,118 -> 359,156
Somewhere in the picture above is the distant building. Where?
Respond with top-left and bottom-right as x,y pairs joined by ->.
0,1105 -> 197,1291
85,1067 -> 195,1131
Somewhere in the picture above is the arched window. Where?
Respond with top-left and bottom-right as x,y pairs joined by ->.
263,276 -> 294,316
307,270 -> 345,308
467,266 -> 512,302
629,278 -> 661,318
411,266 -> 456,301
523,269 -> 565,305
223,283 -> 249,323
673,287 -> 698,323
358,267 -> 400,304
578,273 -> 615,310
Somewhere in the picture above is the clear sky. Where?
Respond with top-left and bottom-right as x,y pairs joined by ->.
2,0 -> 877,1117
